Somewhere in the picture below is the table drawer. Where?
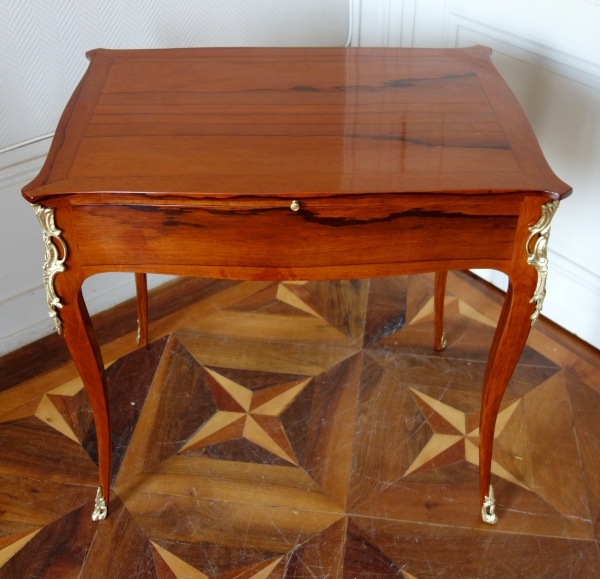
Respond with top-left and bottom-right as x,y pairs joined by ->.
72,194 -> 522,269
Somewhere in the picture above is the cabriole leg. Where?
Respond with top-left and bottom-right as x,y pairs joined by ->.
33,203 -> 111,521
478,280 -> 532,524
61,288 -> 111,521
434,271 -> 448,351
479,198 -> 558,524
135,273 -> 148,346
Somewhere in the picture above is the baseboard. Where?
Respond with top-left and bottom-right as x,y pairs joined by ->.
472,248 -> 600,350
0,273 -> 174,356
0,138 -> 174,356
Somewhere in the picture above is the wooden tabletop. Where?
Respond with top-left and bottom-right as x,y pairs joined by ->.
23,46 -> 571,203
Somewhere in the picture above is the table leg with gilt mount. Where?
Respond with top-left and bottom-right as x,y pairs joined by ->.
479,197 -> 558,523
32,199 -> 110,521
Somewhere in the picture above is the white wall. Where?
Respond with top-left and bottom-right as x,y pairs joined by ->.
0,0 -> 349,149
353,0 -> 600,349
2,0 -> 600,354
0,0 -> 349,355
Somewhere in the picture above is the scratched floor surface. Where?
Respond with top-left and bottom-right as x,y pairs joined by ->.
1,272 -> 600,578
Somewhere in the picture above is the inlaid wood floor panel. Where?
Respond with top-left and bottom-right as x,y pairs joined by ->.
1,272 -> 600,577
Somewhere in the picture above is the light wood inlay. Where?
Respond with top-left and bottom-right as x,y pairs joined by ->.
1,271 -> 599,576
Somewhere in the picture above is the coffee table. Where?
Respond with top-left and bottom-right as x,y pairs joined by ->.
22,46 -> 570,525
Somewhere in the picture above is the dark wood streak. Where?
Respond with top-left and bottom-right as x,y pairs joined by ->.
123,203 -> 519,226
293,72 -> 478,93
346,133 -> 511,150
161,219 -> 206,229
382,71 -> 478,86
123,205 -> 208,228
296,208 -> 516,228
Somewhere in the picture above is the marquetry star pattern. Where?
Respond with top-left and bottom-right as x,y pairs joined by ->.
227,280 -> 324,319
1,274 -> 596,577
178,368 -> 312,465
152,542 -> 284,579
404,387 -> 529,489
409,293 -> 497,329
275,281 -> 324,318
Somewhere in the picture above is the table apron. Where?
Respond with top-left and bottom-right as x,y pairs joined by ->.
71,201 -> 520,271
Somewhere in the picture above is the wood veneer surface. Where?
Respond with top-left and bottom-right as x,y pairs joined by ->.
22,47 -> 570,202
1,272 -> 599,577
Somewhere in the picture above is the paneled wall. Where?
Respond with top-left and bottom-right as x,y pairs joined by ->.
2,0 -> 599,353
0,0 -> 349,354
352,0 -> 600,349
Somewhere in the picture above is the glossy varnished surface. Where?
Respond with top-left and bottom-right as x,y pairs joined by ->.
70,194 -> 521,273
23,47 -> 570,202
1,272 -> 599,577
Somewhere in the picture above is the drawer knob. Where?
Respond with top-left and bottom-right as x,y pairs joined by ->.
290,200 -> 300,212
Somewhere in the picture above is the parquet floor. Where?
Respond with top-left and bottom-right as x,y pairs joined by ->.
1,272 -> 600,578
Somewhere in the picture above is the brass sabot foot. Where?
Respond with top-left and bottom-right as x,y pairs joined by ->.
92,487 -> 107,521
481,484 -> 498,525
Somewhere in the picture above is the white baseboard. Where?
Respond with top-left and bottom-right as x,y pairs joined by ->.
0,273 -> 174,356
446,5 -> 600,351
0,137 -> 174,356
472,248 -> 600,350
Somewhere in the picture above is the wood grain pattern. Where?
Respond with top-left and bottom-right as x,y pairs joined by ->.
0,272 -> 599,575
0,416 -> 98,485
433,271 -> 447,351
69,196 -> 520,275
22,47 -> 570,202
0,502 -> 97,579
19,47 -> 571,527
135,273 -> 149,347
344,516 -> 600,579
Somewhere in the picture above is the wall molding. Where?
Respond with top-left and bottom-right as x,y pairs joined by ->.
476,248 -> 600,298
0,140 -> 172,356
474,246 -> 600,349
445,9 -> 600,88
549,248 -> 600,299
0,137 -> 51,191
400,0 -> 417,47
0,272 -> 173,355
354,0 -> 419,48
443,5 -> 600,349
